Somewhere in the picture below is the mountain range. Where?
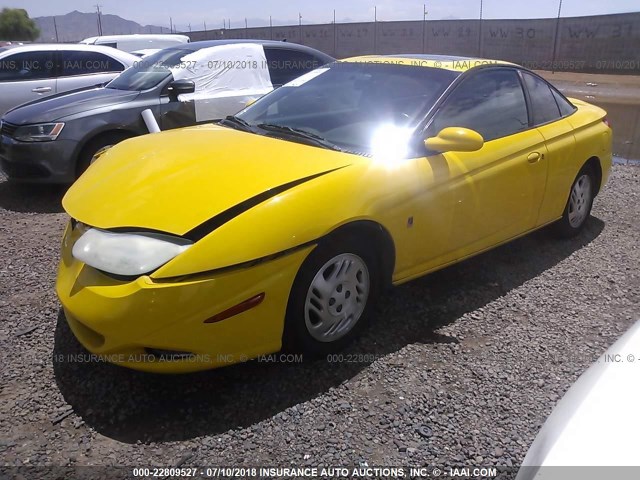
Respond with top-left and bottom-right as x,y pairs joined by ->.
34,10 -> 171,43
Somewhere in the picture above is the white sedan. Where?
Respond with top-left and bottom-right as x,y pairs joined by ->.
0,43 -> 137,115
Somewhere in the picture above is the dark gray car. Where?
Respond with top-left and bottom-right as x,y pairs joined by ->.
0,40 -> 334,183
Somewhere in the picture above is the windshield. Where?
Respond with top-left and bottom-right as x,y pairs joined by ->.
235,62 -> 458,155
107,47 -> 193,91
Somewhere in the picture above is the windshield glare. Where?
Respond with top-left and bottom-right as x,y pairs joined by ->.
237,62 -> 458,155
107,47 -> 193,91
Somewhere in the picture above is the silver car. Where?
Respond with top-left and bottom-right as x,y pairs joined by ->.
0,44 -> 137,115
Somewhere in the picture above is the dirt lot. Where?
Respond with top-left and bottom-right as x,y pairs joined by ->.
0,165 -> 638,475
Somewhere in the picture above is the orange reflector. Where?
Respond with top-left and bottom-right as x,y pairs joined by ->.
204,293 -> 265,323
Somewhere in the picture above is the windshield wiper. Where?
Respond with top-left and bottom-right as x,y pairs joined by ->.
220,115 -> 255,132
256,123 -> 343,152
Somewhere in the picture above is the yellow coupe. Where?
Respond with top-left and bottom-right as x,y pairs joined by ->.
56,55 -> 612,372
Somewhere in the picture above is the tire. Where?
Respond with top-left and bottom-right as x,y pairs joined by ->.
283,234 -> 380,356
76,132 -> 130,179
553,164 -> 596,238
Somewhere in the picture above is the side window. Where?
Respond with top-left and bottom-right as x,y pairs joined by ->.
551,88 -> 576,117
428,69 -> 529,142
264,48 -> 323,86
522,72 -> 561,125
0,51 -> 55,81
61,51 -> 125,77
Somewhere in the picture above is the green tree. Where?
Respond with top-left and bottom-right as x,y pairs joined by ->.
0,8 -> 40,41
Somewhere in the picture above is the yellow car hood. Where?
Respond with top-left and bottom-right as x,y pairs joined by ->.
63,124 -> 355,236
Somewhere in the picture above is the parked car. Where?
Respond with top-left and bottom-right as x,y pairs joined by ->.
0,43 -> 137,115
56,55 -> 612,373
516,320 -> 640,479
130,49 -> 161,58
79,34 -> 190,53
0,40 -> 334,183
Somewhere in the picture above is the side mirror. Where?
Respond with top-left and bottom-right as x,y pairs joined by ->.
166,79 -> 195,96
425,127 -> 484,153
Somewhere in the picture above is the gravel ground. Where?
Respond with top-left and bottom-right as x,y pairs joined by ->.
0,166 -> 638,474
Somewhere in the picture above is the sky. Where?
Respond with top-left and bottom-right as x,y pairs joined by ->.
4,0 -> 640,31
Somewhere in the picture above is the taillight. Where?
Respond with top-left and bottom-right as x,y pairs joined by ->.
603,117 -> 611,128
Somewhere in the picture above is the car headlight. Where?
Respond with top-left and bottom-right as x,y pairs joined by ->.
13,123 -> 65,142
72,228 -> 192,277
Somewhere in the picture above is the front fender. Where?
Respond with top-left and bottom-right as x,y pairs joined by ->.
151,158 -> 424,279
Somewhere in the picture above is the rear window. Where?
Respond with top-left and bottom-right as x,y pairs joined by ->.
264,48 -> 326,86
96,42 -> 117,49
522,72 -> 562,125
551,88 -> 576,116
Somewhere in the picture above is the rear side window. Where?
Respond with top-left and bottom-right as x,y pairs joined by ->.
264,48 -> 324,86
0,51 -> 55,81
61,50 -> 125,77
551,88 -> 576,117
428,69 -> 529,142
522,72 -> 561,125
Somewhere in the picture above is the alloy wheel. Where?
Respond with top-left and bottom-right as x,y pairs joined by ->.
304,253 -> 370,343
568,174 -> 592,228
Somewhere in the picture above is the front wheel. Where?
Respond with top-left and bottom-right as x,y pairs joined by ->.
553,165 -> 596,238
76,132 -> 131,179
284,236 -> 380,355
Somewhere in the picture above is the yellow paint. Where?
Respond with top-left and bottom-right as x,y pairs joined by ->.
57,71 -> 611,373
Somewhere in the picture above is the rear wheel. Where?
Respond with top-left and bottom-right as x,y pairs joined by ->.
284,235 -> 380,355
553,164 -> 596,238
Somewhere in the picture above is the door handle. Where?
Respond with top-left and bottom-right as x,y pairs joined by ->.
527,152 -> 542,163
32,87 -> 52,93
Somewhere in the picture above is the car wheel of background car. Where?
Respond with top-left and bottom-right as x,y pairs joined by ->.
553,163 -> 596,238
76,132 -> 132,179
284,234 -> 380,356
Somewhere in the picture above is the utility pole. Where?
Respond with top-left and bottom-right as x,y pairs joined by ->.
373,6 -> 377,54
551,0 -> 563,73
53,16 -> 59,42
270,16 -> 273,40
170,17 -> 173,33
422,4 -> 427,53
94,4 -> 103,36
299,13 -> 302,44
478,0 -> 483,57
188,23 -> 192,32
245,18 -> 248,38
333,9 -> 336,57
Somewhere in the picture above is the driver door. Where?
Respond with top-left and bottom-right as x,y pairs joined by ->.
417,68 -> 548,269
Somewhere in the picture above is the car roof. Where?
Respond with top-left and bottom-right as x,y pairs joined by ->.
81,34 -> 190,43
162,39 -> 335,59
341,54 -> 515,72
0,43 -> 138,63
